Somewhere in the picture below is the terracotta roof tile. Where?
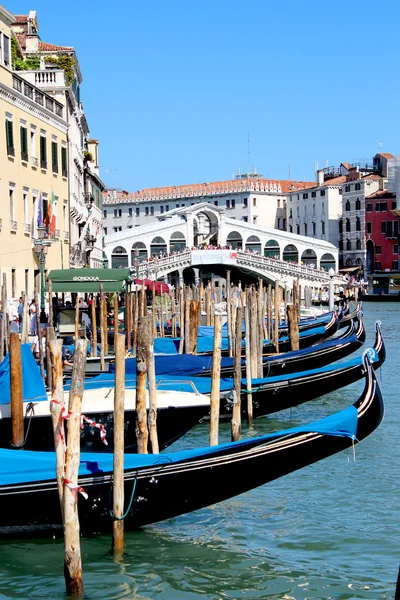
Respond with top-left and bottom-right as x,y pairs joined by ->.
378,153 -> 395,159
366,189 -> 396,199
103,177 -> 316,204
13,15 -> 28,23
322,175 -> 346,186
39,41 -> 74,51
15,32 -> 26,49
361,174 -> 383,181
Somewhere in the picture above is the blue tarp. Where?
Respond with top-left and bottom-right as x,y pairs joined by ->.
62,344 -> 101,359
0,344 -> 47,405
0,403 -> 358,486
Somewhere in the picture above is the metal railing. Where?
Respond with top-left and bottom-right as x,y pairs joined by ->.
9,220 -> 17,231
24,223 -> 31,234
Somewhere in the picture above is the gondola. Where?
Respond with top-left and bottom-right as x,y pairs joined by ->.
112,315 -> 364,380
0,351 -> 384,538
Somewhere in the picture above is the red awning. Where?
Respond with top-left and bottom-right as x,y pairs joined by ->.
135,279 -> 170,295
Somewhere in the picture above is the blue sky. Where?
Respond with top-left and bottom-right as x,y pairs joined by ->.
6,0 -> 400,191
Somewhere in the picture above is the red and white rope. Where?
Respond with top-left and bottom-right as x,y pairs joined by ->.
64,478 -> 88,500
51,399 -> 108,446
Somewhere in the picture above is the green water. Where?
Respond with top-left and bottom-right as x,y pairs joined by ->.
0,302 -> 398,599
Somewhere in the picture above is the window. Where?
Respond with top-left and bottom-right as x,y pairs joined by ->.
277,218 -> 281,228
5,116 -> 14,157
304,206 -> 307,216
242,216 -> 248,222
393,261 -> 399,270
356,239 -> 361,250
339,219 -> 343,234
145,207 -> 149,216
11,269 -> 16,298
355,198 -> 361,210
104,227 -> 107,235
23,190 -> 28,224
166,205 -> 169,211
380,202 -> 387,212
304,223 -> 308,236
61,144 -> 67,177
321,221 -> 325,234
40,133 -> 47,169
296,225 -> 300,235
312,222 -> 316,235
51,140 -> 58,173
366,203 -> 372,212
356,217 -> 361,231
345,184 -> 351,192
375,202 -> 381,212
113,209 -> 117,218
253,216 -> 257,224
346,240 -> 351,251
311,191 -> 316,198
118,209 -> 122,217
394,245 -> 399,254
367,222 -> 372,234
103,209 -> 107,218
243,197 -> 248,207
381,222 -> 387,234
296,206 -> 300,218
277,199 -> 281,207
3,34 -> 10,67
355,183 -> 361,191
312,204 -> 316,216
375,246 -> 382,254
30,127 -> 36,162
231,198 -> 235,209
150,206 -> 154,215
289,208 -> 293,218
20,124 -> 28,162
253,198 -> 257,207
320,190 -> 326,197
289,226 -> 293,232
303,193 -> 308,199
226,199 -> 230,209
136,207 -> 140,216
214,200 -> 218,206
345,199 -> 351,212
392,201 -> 397,210
113,227 -> 118,232
346,218 -> 351,232
176,203 -> 179,208
339,240 -> 343,251
9,186 -> 14,221
375,261 -> 381,271
128,225 -> 132,229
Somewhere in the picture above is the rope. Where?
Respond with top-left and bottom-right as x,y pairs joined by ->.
109,472 -> 138,520
10,402 -> 37,449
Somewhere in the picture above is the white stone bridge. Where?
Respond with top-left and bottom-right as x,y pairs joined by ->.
104,203 -> 342,288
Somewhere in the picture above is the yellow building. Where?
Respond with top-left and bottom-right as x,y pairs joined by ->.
0,5 -> 69,299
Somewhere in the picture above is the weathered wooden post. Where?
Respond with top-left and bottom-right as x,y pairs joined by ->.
113,293 -> 119,351
243,293 -> 253,424
226,271 -> 233,357
209,310 -> 222,446
48,279 -> 53,329
35,292 -> 45,383
273,281 -> 281,353
9,332 -> 24,448
132,291 -> 138,357
99,286 -> 105,371
232,303 -> 242,442
184,287 -> 191,353
49,338 -> 65,510
64,338 -> 87,597
91,296 -> 97,358
287,304 -> 300,351
0,284 -> 5,362
188,299 -> 200,354
21,292 -> 29,344
113,333 -> 125,554
3,274 -> 9,354
151,285 -> 157,338
74,298 -> 80,342
250,288 -> 258,378
125,292 -> 132,352
148,327 -> 159,454
178,286 -> 185,354
267,283 -> 272,342
136,316 -> 150,453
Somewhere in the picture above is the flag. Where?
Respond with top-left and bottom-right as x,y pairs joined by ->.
48,191 -> 56,236
37,191 -> 43,229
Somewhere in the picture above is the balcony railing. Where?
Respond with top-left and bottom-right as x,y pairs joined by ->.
64,231 -> 69,241
12,74 -> 64,119
24,222 -> 31,234
31,156 -> 38,167
55,229 -> 60,239
9,220 -> 17,232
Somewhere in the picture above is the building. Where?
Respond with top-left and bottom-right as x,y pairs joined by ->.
0,4 -> 69,298
365,189 -> 398,274
82,139 -> 106,268
11,10 -> 103,268
102,173 -> 316,237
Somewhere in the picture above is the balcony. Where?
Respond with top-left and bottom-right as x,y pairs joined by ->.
9,220 -> 17,232
55,229 -> 60,239
84,192 -> 95,205
13,73 -> 65,119
24,223 -> 31,234
31,156 -> 38,167
64,231 -> 69,241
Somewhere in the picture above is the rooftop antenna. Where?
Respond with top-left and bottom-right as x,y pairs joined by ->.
247,133 -> 251,176
314,161 -> 319,180
324,158 -> 328,168
288,163 -> 291,179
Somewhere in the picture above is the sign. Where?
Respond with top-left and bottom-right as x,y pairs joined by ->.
72,276 -> 100,282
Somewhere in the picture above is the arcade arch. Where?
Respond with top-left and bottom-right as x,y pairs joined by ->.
320,253 -> 336,271
245,235 -> 261,254
131,241 -> 147,263
264,239 -> 280,259
150,236 -> 167,257
170,231 -> 186,251
301,248 -> 317,267
283,244 -> 298,263
111,245 -> 128,268
226,231 -> 243,249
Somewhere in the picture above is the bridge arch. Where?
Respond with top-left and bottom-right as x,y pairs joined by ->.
283,244 -> 299,263
320,252 -> 336,271
264,239 -> 280,259
131,241 -> 147,263
226,230 -> 243,249
245,235 -> 261,254
150,236 -> 167,257
301,248 -> 317,267
111,245 -> 129,268
170,231 -> 186,251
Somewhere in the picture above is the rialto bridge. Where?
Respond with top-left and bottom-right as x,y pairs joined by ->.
103,203 -> 342,288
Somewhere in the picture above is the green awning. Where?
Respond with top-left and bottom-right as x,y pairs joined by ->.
47,268 -> 132,293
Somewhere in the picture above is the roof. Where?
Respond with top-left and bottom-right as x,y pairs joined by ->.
13,15 -> 28,23
378,153 -> 395,159
47,268 -> 132,293
361,174 -> 383,181
14,32 -> 73,51
103,177 -> 316,204
322,175 -> 347,186
366,189 -> 396,200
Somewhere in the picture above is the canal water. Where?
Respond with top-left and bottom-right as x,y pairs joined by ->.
0,302 -> 398,599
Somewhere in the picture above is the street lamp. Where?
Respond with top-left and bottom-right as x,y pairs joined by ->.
83,231 -> 96,266
328,267 -> 335,312
34,240 -> 51,323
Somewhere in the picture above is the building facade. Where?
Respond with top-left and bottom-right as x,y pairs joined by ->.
365,189 -> 398,274
0,5 -> 69,298
102,175 -> 316,238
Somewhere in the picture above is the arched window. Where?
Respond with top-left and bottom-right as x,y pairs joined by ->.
345,199 -> 351,212
296,206 -> 300,218
150,236 -> 167,256
346,239 -> 352,251
346,218 -> 351,232
356,217 -> 361,231
356,239 -> 361,250
355,197 -> 361,210
245,235 -> 261,254
170,231 -> 186,251
111,246 -> 128,268
283,244 -> 299,263
226,231 -> 243,249
131,241 -> 147,263
264,239 -> 280,259
312,204 -> 316,216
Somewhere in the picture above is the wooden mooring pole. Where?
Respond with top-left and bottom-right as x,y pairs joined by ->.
209,311 -> 222,446
113,334 -> 125,555
99,285 -> 105,371
243,294 -> 253,425
63,338 -> 87,597
148,329 -> 159,454
136,316 -> 150,453
10,332 -> 24,448
49,338 -> 65,511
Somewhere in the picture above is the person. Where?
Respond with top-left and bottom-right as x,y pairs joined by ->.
78,297 -> 88,308
29,299 -> 37,334
31,327 -> 46,358
17,297 -> 23,331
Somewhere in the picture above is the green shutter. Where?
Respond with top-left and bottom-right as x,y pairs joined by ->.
20,126 -> 28,159
40,136 -> 47,168
5,120 -> 14,155
52,141 -> 58,172
61,146 -> 67,176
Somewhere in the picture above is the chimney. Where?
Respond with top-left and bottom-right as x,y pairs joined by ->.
317,169 -> 324,186
25,35 -> 39,53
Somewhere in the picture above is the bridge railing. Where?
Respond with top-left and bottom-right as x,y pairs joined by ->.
236,251 -> 331,280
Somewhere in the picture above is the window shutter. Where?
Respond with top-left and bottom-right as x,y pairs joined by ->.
20,127 -> 27,156
61,146 -> 67,175
52,141 -> 58,172
6,120 -> 14,150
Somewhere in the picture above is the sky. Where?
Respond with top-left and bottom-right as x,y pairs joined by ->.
6,0 -> 400,191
